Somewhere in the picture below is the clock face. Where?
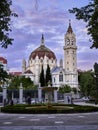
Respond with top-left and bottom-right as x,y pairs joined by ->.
71,37 -> 75,45
66,38 -> 70,45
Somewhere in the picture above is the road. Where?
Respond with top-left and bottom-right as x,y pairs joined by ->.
0,112 -> 98,130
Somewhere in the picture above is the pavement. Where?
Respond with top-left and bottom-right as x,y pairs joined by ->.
0,112 -> 98,130
74,101 -> 98,107
0,125 -> 98,130
0,101 -> 98,130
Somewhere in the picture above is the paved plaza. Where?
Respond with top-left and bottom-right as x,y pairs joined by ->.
0,102 -> 98,130
0,112 -> 98,130
0,125 -> 98,130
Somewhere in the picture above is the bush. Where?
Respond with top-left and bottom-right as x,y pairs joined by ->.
1,103 -> 98,114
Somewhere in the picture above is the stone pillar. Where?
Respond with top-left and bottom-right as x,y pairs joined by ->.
3,84 -> 7,104
19,83 -> 23,104
38,83 -> 42,102
64,93 -> 72,104
54,90 -> 57,103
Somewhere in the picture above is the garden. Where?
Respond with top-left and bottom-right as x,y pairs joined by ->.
1,103 -> 98,114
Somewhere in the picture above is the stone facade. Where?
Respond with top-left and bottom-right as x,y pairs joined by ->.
22,21 -> 78,88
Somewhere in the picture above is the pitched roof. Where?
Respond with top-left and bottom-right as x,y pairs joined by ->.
0,57 -> 7,64
24,70 -> 33,74
9,72 -> 22,76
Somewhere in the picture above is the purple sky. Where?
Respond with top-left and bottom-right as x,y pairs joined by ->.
0,0 -> 97,72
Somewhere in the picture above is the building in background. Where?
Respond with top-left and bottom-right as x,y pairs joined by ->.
22,21 -> 78,88
0,57 -> 8,71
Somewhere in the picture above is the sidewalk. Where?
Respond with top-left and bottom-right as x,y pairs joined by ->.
74,101 -> 98,107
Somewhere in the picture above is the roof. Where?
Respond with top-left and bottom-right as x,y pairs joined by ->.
29,45 -> 56,60
0,57 -> 7,64
29,35 -> 56,60
9,72 -> 22,76
24,70 -> 33,74
67,20 -> 73,33
51,66 -> 64,73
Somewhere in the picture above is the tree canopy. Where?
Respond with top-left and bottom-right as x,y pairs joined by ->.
69,0 -> 98,48
59,85 -> 72,94
39,65 -> 45,87
94,62 -> 98,75
78,70 -> 95,97
45,64 -> 52,86
0,64 -> 8,82
8,76 -> 34,90
0,0 -> 17,48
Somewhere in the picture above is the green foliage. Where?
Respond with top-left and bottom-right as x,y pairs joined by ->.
93,62 -> 98,99
59,85 -> 72,93
45,64 -> 52,86
0,0 -> 17,48
72,87 -> 77,94
8,76 -> 35,90
78,70 -> 95,97
94,62 -> 98,75
1,103 -> 98,114
0,64 -> 8,82
69,0 -> 98,48
39,65 -> 45,87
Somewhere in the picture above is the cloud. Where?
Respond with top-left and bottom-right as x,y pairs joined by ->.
0,0 -> 97,72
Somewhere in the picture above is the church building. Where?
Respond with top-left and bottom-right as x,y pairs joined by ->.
22,21 -> 78,88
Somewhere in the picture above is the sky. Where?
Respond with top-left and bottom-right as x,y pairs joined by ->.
0,0 -> 98,72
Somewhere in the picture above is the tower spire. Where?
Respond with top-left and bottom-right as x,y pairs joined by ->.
41,34 -> 45,46
67,19 -> 73,33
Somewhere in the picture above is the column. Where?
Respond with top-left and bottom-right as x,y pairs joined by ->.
38,83 -> 42,102
3,84 -> 7,105
19,83 -> 23,104
54,90 -> 57,103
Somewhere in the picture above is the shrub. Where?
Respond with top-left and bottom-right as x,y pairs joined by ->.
1,103 -> 98,114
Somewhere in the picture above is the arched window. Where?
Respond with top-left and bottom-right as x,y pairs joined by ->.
59,72 -> 63,82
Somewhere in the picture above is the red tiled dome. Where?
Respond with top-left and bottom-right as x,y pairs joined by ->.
29,34 -> 56,60
29,45 -> 56,60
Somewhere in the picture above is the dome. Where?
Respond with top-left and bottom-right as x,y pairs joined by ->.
29,35 -> 56,60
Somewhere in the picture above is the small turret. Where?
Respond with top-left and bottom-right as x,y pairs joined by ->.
22,59 -> 26,73
60,59 -> 63,68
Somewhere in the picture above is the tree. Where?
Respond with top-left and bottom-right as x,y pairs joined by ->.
94,62 -> 98,101
78,70 -> 95,97
94,62 -> 98,75
39,65 -> 45,87
0,0 -> 17,48
59,85 -> 72,94
0,64 -> 8,82
69,0 -> 98,48
8,76 -> 34,90
45,64 -> 52,86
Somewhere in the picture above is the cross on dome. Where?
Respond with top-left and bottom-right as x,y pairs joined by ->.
41,34 -> 45,46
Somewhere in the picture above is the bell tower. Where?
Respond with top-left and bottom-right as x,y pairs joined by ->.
63,20 -> 78,88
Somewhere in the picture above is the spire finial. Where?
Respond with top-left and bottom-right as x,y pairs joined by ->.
41,34 -> 45,46
69,19 -> 71,26
67,19 -> 73,33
